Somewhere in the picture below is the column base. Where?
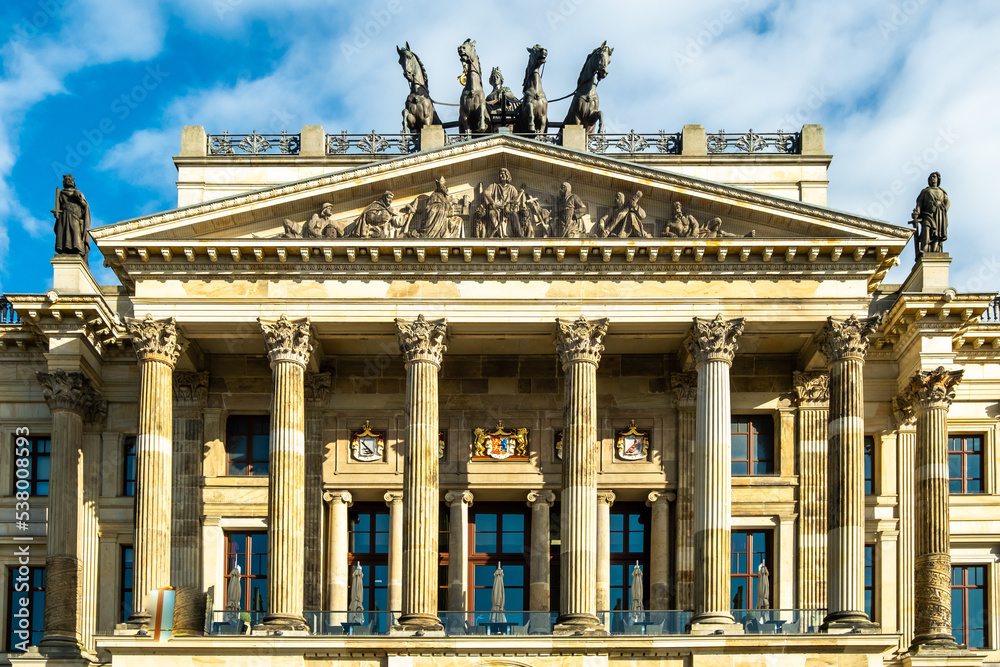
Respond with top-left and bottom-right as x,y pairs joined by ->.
10,643 -> 96,666
260,613 -> 309,632
125,610 -> 150,630
903,643 -> 986,667
553,613 -> 607,636
821,611 -> 880,634
688,615 -> 743,636
393,613 -> 444,635
910,634 -> 963,653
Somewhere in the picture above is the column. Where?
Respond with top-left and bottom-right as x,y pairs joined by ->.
818,314 -> 880,632
527,489 -> 556,629
671,372 -> 697,611
793,371 -> 830,611
554,316 -> 609,634
124,314 -> 185,627
394,314 -> 448,631
35,370 -> 105,653
171,371 -> 208,636
324,491 -> 352,614
445,490 -> 473,627
687,314 -> 744,631
647,491 -> 672,610
596,491 -> 616,620
898,367 -> 964,651
304,372 -> 331,613
384,491 -> 403,615
894,404 -> 918,645
259,314 -> 315,631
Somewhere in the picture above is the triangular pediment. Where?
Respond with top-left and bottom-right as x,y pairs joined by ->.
93,134 -> 910,246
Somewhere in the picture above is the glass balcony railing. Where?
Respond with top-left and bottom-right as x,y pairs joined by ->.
600,610 -> 691,635
731,608 -> 826,634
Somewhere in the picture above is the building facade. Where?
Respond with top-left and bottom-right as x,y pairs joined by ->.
0,121 -> 997,666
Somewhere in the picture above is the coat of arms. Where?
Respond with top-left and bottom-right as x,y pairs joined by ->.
438,429 -> 446,459
615,420 -> 649,461
555,430 -> 563,460
473,421 -> 528,460
351,420 -> 385,462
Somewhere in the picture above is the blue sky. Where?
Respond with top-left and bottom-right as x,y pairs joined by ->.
1,0 -> 999,295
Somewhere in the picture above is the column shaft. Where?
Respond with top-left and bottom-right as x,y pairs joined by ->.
596,491 -> 615,617
325,491 -> 352,615
527,490 -> 555,619
385,492 -> 403,614
672,373 -> 697,611
794,376 -> 828,611
648,492 -> 670,610
304,374 -> 330,614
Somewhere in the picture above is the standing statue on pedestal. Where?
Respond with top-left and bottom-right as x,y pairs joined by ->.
52,174 -> 91,260
910,171 -> 949,260
562,41 -> 613,136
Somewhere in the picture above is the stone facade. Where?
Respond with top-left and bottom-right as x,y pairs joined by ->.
0,126 -> 997,667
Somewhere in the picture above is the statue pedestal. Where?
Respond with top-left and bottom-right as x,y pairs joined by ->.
901,253 -> 951,293
51,255 -> 101,295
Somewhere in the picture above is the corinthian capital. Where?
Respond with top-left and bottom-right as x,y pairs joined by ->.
818,314 -> 882,363
173,371 -> 208,408
259,315 -> 315,366
897,366 -> 964,412
685,314 -> 744,366
304,372 -> 332,406
670,372 -> 697,407
126,314 -> 186,366
37,369 -> 106,423
395,314 -> 448,365
792,371 -> 830,406
554,316 -> 609,366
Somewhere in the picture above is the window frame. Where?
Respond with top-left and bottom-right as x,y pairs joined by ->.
952,564 -> 987,649
347,503 -> 391,622
864,543 -> 874,620
224,531 -> 269,613
14,436 -> 50,497
948,434 -> 984,495
730,415 -> 775,476
608,502 -> 650,615
122,435 -> 136,497
121,545 -> 133,623
863,435 -> 875,496
225,415 -> 270,477
730,529 -> 773,612
467,504 -> 530,621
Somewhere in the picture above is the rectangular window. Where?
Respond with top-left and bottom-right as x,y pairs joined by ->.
123,436 -> 136,497
6,566 -> 44,652
864,544 -> 874,620
948,435 -> 983,494
226,415 -> 269,476
730,530 -> 771,611
609,504 -> 649,614
14,436 -> 50,496
952,565 -> 986,649
864,436 -> 875,495
731,416 -> 774,476
348,504 -> 391,626
225,532 -> 268,613
469,506 -> 529,625
121,546 -> 133,623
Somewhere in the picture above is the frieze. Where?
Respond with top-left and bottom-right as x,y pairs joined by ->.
792,371 -> 830,405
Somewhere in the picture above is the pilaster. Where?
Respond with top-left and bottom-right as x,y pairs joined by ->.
304,372 -> 331,613
793,370 -> 829,611
671,372 -> 696,611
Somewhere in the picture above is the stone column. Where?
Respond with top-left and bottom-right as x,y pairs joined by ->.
35,370 -> 105,653
898,367 -> 964,651
671,372 -> 697,611
124,314 -> 185,627
893,404 -> 918,646
793,371 -> 830,611
445,491 -> 473,614
647,491 -> 672,610
687,314 -> 744,631
384,491 -> 404,615
324,491 -> 352,614
171,371 -> 208,636
527,489 -> 556,627
259,315 -> 315,631
304,372 -> 331,613
818,315 -> 880,632
395,315 -> 448,631
554,316 -> 609,634
596,491 -> 616,620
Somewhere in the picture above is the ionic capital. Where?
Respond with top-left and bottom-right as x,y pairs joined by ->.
445,490 -> 474,507
685,314 -> 744,367
670,372 -> 697,408
897,366 -> 964,413
792,371 -> 830,406
304,372 -> 332,406
173,371 -> 208,409
395,314 -> 448,366
555,316 -> 609,367
323,490 -> 353,506
596,490 -> 616,506
126,314 -> 186,367
646,490 -> 675,506
384,490 -> 403,506
526,489 -> 556,508
818,314 -> 882,363
259,315 -> 315,367
37,369 -> 106,423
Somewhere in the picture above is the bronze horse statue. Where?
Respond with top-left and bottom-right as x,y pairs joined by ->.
458,39 -> 488,134
397,42 -> 441,133
562,41 -> 613,136
516,44 -> 548,136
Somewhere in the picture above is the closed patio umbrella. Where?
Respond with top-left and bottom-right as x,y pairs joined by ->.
756,561 -> 770,610
489,564 -> 506,624
349,563 -> 365,623
629,562 -> 644,625
224,564 -> 242,624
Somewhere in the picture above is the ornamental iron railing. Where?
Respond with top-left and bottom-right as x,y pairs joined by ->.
981,295 -> 1000,323
706,129 -> 799,154
207,131 -> 301,156
326,131 -> 417,156
589,130 -> 682,155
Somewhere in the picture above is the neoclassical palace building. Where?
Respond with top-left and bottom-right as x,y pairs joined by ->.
0,115 -> 998,667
